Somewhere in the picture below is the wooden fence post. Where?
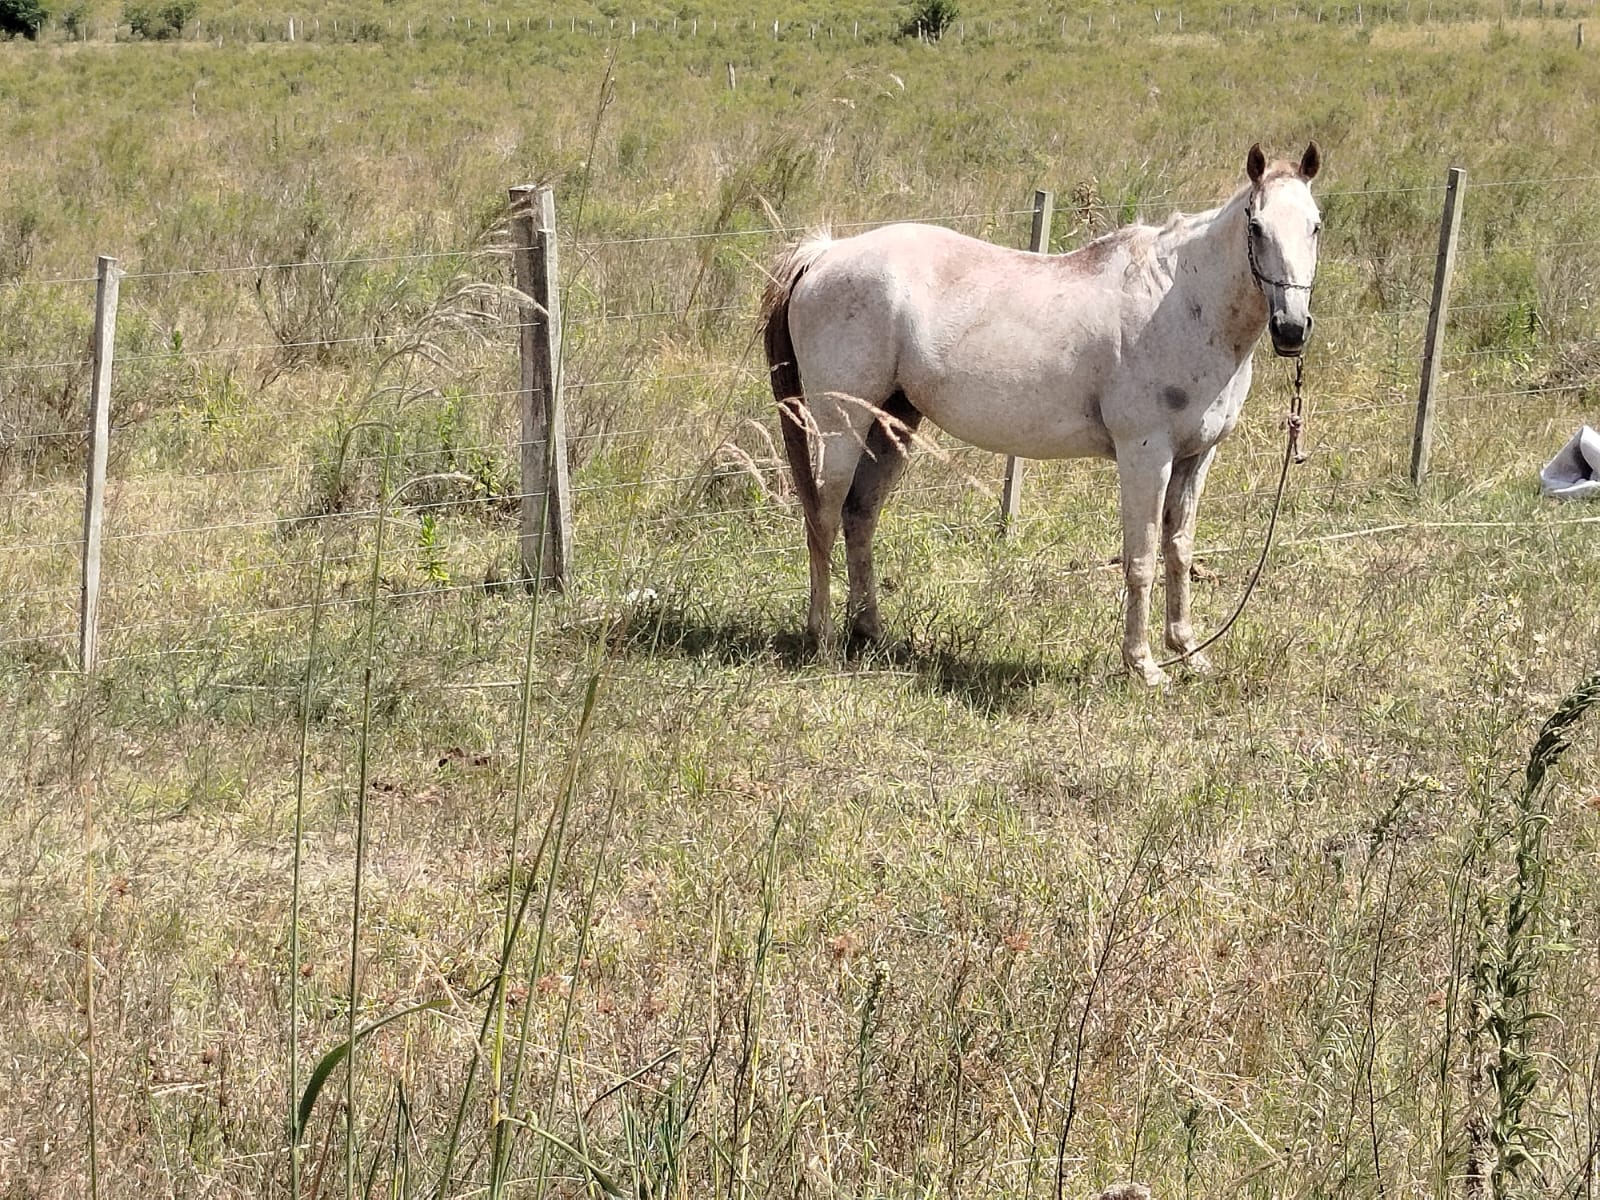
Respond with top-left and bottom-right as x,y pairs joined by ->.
1000,189 -> 1053,535
510,185 -> 572,588
80,255 -> 120,673
1411,166 -> 1464,487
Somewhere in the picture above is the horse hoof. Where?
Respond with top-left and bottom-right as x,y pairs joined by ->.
1129,660 -> 1168,687
1183,651 -> 1214,676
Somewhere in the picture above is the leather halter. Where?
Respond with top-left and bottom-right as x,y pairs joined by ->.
1245,194 -> 1317,294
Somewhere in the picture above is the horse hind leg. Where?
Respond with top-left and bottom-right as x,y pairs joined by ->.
792,392 -> 879,654
779,396 -> 840,652
843,390 -> 923,644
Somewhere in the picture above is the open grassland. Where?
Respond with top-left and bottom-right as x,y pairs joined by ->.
5,11 -> 1600,1199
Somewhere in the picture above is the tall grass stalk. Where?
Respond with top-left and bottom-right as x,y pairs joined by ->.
81,773 -> 100,1200
486,49 -> 627,1194
729,810 -> 784,1200
430,590 -> 574,1196
559,41 -> 617,320
289,420 -> 379,1199
1053,819 -> 1166,1200
529,775 -> 624,1197
288,533 -> 326,1200
344,427 -> 398,1200
495,665 -> 606,1195
481,37 -> 617,1177
485,406 -> 559,1197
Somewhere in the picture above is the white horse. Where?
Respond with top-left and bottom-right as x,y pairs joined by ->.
762,142 -> 1322,684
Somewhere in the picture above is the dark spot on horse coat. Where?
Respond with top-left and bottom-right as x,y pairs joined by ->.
1162,386 -> 1190,411
1188,300 -> 1204,321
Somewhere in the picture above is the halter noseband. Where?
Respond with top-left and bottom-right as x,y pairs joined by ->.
1245,196 -> 1317,294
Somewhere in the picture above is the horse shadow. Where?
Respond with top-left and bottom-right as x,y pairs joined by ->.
612,599 -> 1073,713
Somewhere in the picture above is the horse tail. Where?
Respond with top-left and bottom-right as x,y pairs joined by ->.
761,233 -> 832,557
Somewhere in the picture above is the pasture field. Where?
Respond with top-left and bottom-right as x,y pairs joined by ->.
4,9 -> 1600,1198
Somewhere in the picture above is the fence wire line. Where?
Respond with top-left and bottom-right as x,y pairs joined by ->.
4,380 -> 1584,555
26,166 -> 1593,286
14,510 -> 1600,663
7,469 -> 791,550
18,290 -> 1558,381
1440,382 -> 1590,404
23,208 -> 1038,287
571,209 -> 1038,250
18,310 -> 758,373
0,455 -> 1407,567
1450,339 -> 1600,362
2,549 -> 374,603
0,302 -> 1442,376
83,0 -> 1600,45
7,374 -> 1585,553
0,357 -> 89,375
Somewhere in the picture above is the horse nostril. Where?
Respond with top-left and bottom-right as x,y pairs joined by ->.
1271,313 -> 1308,342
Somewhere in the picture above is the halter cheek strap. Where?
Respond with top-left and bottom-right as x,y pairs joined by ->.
1246,202 -> 1317,294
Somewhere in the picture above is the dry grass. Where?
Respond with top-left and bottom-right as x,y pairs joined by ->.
4,11 -> 1600,1200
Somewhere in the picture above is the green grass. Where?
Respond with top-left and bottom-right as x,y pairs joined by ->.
4,10 -> 1600,1199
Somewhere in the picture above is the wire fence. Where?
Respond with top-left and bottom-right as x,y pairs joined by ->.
3,170 -> 1597,680
35,0 -> 1600,48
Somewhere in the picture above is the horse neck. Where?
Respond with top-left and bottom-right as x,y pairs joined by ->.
1163,187 -> 1266,334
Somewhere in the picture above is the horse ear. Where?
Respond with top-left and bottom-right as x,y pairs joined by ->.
1246,143 -> 1266,185
1300,140 -> 1322,181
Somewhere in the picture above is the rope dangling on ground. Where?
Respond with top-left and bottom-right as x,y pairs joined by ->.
1158,354 -> 1306,671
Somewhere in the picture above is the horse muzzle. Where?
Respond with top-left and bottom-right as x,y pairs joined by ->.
1268,311 -> 1313,358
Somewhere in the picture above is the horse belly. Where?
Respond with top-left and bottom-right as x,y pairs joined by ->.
912,371 -> 1115,461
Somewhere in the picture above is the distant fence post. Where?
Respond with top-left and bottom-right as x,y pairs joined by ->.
80,255 -> 121,673
1000,188 -> 1053,536
1411,165 -> 1465,487
509,184 -> 572,589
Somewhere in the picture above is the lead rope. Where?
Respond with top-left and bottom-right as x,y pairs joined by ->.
1157,354 -> 1305,671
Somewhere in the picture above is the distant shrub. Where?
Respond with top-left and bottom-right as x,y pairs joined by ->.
123,0 -> 198,39
899,0 -> 958,40
0,0 -> 49,40
59,0 -> 87,37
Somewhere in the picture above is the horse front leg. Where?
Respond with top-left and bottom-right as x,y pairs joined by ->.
1162,447 -> 1217,672
1116,446 -> 1174,686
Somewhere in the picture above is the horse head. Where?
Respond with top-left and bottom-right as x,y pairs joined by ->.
1245,141 -> 1321,357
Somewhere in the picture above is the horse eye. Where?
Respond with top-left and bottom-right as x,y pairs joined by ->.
1312,222 -> 1323,236
1248,218 -> 1264,235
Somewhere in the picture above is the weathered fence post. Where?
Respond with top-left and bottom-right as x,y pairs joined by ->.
509,185 -> 572,588
1411,166 -> 1465,487
1000,189 -> 1053,536
80,256 -> 120,673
